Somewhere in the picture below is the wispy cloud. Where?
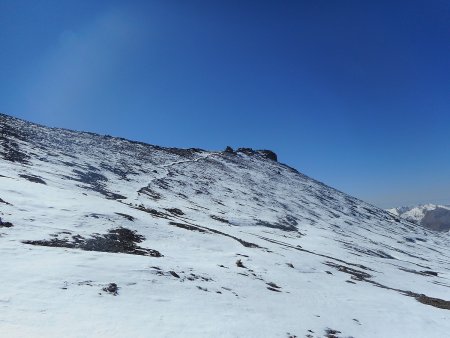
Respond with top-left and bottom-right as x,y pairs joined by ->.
23,7 -> 144,124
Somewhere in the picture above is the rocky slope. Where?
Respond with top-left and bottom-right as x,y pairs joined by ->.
1,113 -> 450,338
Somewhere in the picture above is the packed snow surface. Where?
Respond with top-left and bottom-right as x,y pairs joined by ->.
1,113 -> 450,338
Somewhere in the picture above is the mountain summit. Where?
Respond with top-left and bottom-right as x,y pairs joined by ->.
1,113 -> 449,337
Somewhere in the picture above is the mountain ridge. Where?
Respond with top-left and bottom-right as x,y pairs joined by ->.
1,113 -> 450,337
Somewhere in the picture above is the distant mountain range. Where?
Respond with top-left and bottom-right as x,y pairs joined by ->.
387,204 -> 450,232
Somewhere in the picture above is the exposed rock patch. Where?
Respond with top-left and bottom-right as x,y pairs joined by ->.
0,219 -> 14,228
210,215 -> 230,224
0,197 -> 12,205
415,293 -> 450,310
115,213 -> 135,221
102,283 -> 119,296
235,148 -> 277,162
165,208 -> 184,216
23,228 -> 162,257
19,174 -> 46,185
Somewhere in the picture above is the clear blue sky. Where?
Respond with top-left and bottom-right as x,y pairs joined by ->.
1,1 -> 449,208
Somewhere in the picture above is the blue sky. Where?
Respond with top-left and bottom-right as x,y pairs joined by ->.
1,1 -> 449,208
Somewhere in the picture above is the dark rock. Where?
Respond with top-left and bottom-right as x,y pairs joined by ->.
325,261 -> 372,281
324,328 -> 342,338
103,283 -> 119,296
0,218 -> 13,228
169,221 -> 208,233
19,174 -> 46,185
169,271 -> 180,278
266,282 -> 281,289
255,219 -> 297,232
421,270 -> 438,276
267,287 -> 282,292
415,294 -> 450,310
210,215 -> 230,224
224,146 -> 234,153
234,148 -> 277,161
236,148 -> 255,156
236,259 -> 245,268
115,213 -> 135,221
0,124 -> 30,164
138,186 -> 162,200
0,198 -> 12,205
257,149 -> 277,161
165,208 -> 184,216
23,228 -> 162,257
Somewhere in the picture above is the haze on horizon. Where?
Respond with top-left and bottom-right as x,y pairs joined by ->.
1,0 -> 449,208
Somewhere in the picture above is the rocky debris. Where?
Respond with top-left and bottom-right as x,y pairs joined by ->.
257,149 -> 277,161
186,273 -> 213,282
133,205 -> 168,219
102,283 -> 119,296
267,282 -> 281,289
399,267 -> 439,277
236,259 -> 245,268
267,286 -> 282,292
138,186 -> 162,200
0,123 -> 30,164
99,162 -> 132,181
19,174 -> 47,185
256,219 -> 297,232
165,208 -> 184,216
210,214 -> 230,224
224,146 -> 234,153
71,169 -> 126,200
236,148 -> 254,156
0,197 -> 12,205
163,147 -> 203,158
169,221 -> 209,233
234,147 -> 277,162
23,228 -> 162,257
115,212 -> 135,221
413,293 -> 450,310
422,270 -> 438,276
324,262 -> 372,281
169,220 -> 262,249
324,328 -> 342,338
0,217 -> 14,228
326,261 -> 450,311
149,267 -> 212,283
169,271 -> 180,278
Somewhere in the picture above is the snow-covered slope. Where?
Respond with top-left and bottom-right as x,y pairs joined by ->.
388,204 -> 450,232
1,113 -> 450,338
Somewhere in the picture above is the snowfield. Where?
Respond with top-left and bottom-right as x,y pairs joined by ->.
1,113 -> 450,338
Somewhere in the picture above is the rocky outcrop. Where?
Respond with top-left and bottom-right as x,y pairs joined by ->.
257,150 -> 277,162
234,147 -> 278,162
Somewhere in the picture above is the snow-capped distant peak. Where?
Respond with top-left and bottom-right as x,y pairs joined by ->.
387,204 -> 450,232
